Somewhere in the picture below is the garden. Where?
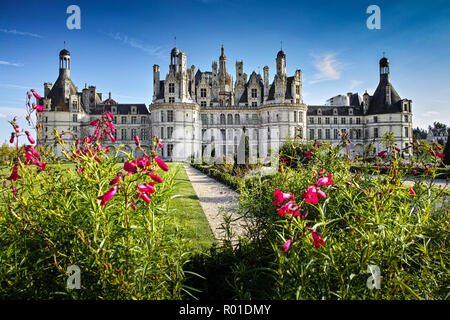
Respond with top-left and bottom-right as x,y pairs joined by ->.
0,90 -> 448,300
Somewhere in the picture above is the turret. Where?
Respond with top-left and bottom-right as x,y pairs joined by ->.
276,50 -> 286,76
153,64 -> 160,99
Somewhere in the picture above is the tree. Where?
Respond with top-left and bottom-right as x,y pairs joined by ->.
433,122 -> 448,130
413,127 -> 428,140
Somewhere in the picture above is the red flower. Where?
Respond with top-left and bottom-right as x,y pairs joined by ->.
109,173 -> 123,185
378,150 -> 387,159
316,173 -> 333,186
149,173 -> 163,183
137,183 -> 155,194
317,188 -> 327,199
409,188 -> 416,196
273,189 -> 294,205
97,186 -> 120,206
311,229 -> 324,250
138,192 -> 151,204
154,156 -> 169,171
9,133 -> 15,144
31,89 -> 41,100
134,135 -> 140,146
394,146 -> 401,152
106,131 -> 116,143
8,165 -> 21,181
277,200 -> 295,216
123,161 -> 137,174
304,150 -> 312,159
302,185 -> 319,204
25,131 -> 35,144
282,239 -> 292,252
34,105 -> 44,112
90,119 -> 99,126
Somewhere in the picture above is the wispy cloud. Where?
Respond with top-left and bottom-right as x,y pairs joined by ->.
349,80 -> 364,90
0,28 -> 42,38
0,84 -> 36,90
309,53 -> 343,84
105,32 -> 168,61
0,60 -> 24,67
0,106 -> 28,119
423,111 -> 440,117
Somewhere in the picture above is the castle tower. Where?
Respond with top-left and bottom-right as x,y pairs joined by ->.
59,48 -> 71,78
276,50 -> 286,76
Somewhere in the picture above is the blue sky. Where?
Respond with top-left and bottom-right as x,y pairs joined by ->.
0,0 -> 449,143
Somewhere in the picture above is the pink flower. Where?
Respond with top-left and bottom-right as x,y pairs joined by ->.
9,133 -> 15,144
302,185 -> 319,204
97,185 -> 120,206
319,168 -> 325,176
106,131 -> 116,143
25,131 -> 35,144
123,161 -> 137,174
273,189 -> 294,205
149,173 -> 163,183
317,188 -> 327,199
138,192 -> 151,204
109,173 -> 123,185
34,105 -> 44,112
394,146 -> 401,152
378,150 -> 387,159
282,239 -> 292,252
137,184 -> 155,194
433,151 -> 445,160
90,119 -> 99,126
411,169 -> 417,175
304,150 -> 312,159
409,188 -> 416,196
277,200 -> 295,216
134,135 -> 140,146
158,138 -> 163,148
316,173 -> 333,187
31,89 -> 41,100
313,140 -> 320,148
154,156 -> 169,171
311,229 -> 324,250
8,165 -> 21,181
11,185 -> 17,197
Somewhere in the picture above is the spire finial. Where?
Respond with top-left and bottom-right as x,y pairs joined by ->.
64,40 -> 66,49
280,40 -> 283,50
382,51 -> 386,58
174,36 -> 176,47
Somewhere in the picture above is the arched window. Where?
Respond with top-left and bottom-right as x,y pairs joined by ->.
227,114 -> 233,125
220,114 -> 226,125
234,114 -> 240,125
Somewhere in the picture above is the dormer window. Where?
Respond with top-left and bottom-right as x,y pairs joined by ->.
318,109 -> 322,115
349,108 -> 353,115
333,108 -> 338,115
111,106 -> 117,114
131,106 -> 137,114
169,83 -> 175,93
251,88 -> 257,98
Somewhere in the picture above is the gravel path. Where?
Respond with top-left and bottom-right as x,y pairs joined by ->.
183,165 -> 247,246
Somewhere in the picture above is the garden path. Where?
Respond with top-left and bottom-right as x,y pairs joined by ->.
183,165 -> 248,246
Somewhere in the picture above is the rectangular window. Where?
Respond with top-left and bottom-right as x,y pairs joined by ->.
334,129 -> 339,139
169,83 -> 175,93
121,116 -> 127,124
210,114 -> 214,125
200,88 -> 207,98
72,114 -> 77,122
251,88 -> 257,98
404,115 -> 408,122
252,114 -> 258,125
325,129 -> 330,140
405,127 -> 409,137
141,116 -> 146,124
356,117 -> 361,124
45,116 -> 48,123
167,110 -> 174,122
168,97 -> 175,103
167,144 -> 174,157
356,129 -> 362,139
201,101 -> 207,107
131,116 -> 137,124
252,101 -> 257,107
168,127 -> 173,139
374,116 -> 378,123
318,129 -> 322,139
309,117 -> 314,124
294,111 -> 297,122
113,117 -> 117,124
318,117 -> 322,124
201,114 -> 207,125
341,117 -> 346,125
325,117 -> 330,124
374,128 -> 379,138
161,127 -> 165,139
309,129 -> 314,140
296,99 -> 300,104
161,111 -> 165,122
349,118 -> 353,124
73,126 -> 77,132
73,101 -> 78,111
121,129 -> 127,140
296,85 -> 300,95
333,117 -> 338,124
141,128 -> 147,140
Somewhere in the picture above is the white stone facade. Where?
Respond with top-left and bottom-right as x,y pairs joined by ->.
38,47 -> 413,161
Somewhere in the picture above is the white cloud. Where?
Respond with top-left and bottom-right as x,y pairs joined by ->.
105,32 -> 168,61
309,53 -> 343,84
349,80 -> 364,90
423,111 -> 440,117
0,28 -> 42,38
0,83 -> 34,89
0,60 -> 24,67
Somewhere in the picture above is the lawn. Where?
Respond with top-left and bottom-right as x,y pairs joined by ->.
166,162 -> 216,251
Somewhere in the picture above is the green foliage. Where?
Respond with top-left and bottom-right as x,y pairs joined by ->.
0,146 -> 195,299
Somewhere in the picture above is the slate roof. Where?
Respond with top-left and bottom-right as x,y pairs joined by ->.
90,104 -> 149,115
46,74 -> 78,111
367,76 -> 403,115
307,105 -> 365,116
